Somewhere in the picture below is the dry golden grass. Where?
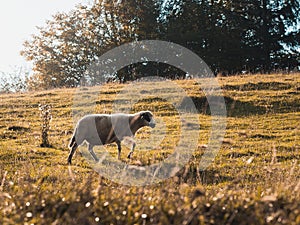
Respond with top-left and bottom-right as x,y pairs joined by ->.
0,73 -> 299,224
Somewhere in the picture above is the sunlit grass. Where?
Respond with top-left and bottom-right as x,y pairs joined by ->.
0,73 -> 299,224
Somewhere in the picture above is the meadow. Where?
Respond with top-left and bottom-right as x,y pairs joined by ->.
0,73 -> 299,224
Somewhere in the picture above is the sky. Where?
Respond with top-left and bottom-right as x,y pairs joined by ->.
0,0 -> 90,74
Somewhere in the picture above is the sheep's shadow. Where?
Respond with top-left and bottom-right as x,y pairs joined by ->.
199,169 -> 234,185
179,96 -> 266,117
174,166 -> 234,185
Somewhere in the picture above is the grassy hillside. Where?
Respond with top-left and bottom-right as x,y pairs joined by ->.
0,73 -> 299,224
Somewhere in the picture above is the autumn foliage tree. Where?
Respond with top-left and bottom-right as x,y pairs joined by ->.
21,0 -> 161,89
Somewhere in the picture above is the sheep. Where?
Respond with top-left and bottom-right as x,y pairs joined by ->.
67,111 -> 156,164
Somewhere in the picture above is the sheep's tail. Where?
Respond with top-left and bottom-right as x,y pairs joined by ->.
68,128 -> 77,149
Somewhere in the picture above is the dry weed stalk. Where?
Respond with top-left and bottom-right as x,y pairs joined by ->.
39,104 -> 52,147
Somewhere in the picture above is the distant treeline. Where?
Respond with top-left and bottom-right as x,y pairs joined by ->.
21,0 -> 300,90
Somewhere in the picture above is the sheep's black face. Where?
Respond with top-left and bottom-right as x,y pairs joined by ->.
141,111 -> 156,128
142,112 -> 151,122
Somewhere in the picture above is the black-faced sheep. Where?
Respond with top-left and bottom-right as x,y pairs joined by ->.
68,111 -> 155,164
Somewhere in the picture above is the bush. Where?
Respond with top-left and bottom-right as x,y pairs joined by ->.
0,67 -> 29,93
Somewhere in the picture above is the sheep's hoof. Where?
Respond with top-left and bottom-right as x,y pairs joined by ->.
127,152 -> 133,159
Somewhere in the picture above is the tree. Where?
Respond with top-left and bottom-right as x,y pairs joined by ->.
161,0 -> 243,73
162,0 -> 300,74
21,0 -> 161,89
22,3 -> 119,89
103,0 -> 163,82
228,0 -> 300,72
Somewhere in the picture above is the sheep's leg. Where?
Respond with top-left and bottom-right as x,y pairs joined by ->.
68,143 -> 78,165
88,144 -> 99,162
116,141 -> 121,160
127,141 -> 136,159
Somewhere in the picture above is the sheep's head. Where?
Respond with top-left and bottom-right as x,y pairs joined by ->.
140,111 -> 156,128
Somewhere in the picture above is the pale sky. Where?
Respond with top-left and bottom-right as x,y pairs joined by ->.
0,0 -> 90,74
